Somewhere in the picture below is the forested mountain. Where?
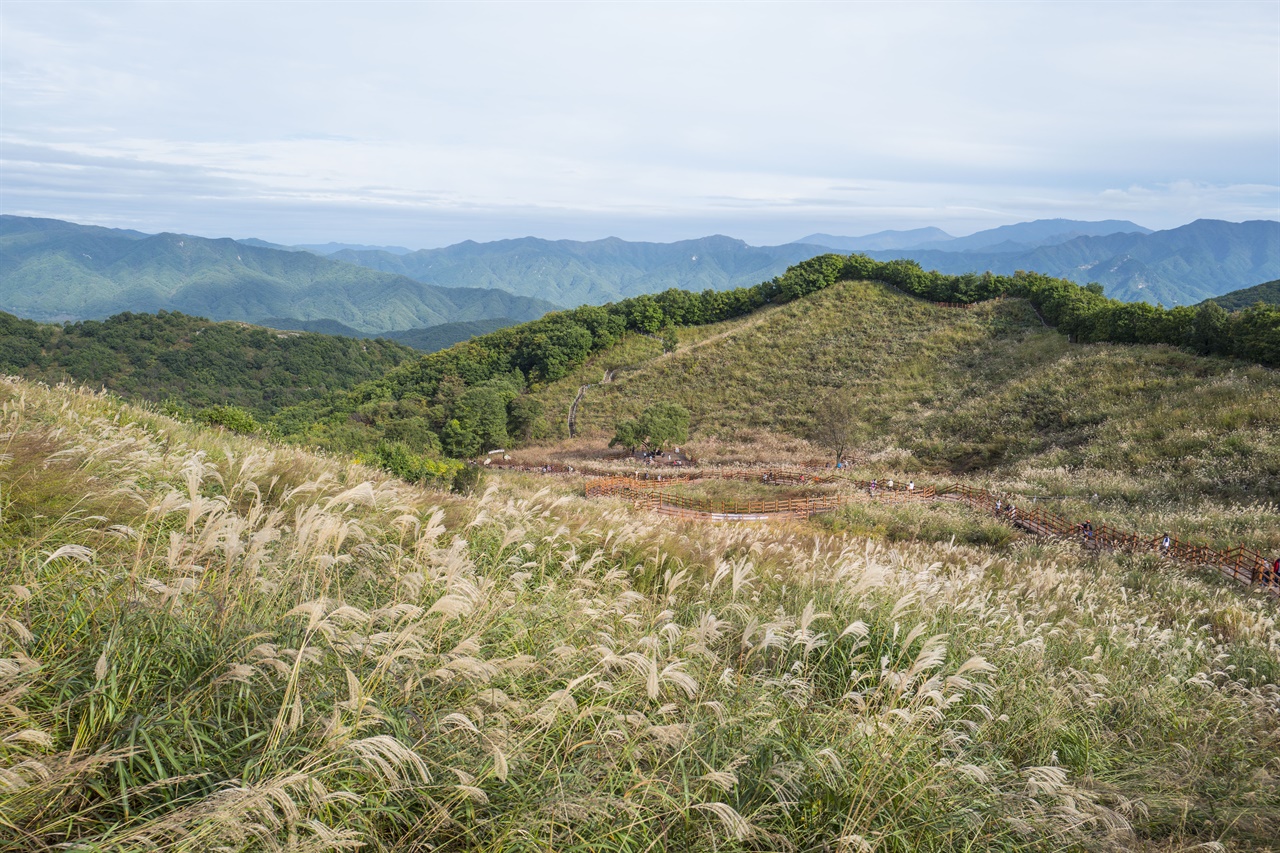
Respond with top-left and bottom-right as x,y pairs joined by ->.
1206,279 -> 1280,311
0,309 -> 417,417
0,216 -> 559,331
256,317 -> 370,338
320,235 -> 833,306
862,219 -> 1280,305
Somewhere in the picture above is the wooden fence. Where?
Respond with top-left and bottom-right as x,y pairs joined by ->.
937,483 -> 1276,592
583,475 -> 1278,595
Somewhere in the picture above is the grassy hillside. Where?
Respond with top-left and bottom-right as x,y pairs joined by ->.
550,281 -> 1278,476
0,309 -> 418,418
1,376 -> 1277,851
1209,279 -> 1280,311
0,216 -> 559,331
537,279 -> 1280,554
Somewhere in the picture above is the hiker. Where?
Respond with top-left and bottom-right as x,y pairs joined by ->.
887,479 -> 894,490
1161,533 -> 1171,555
996,498 -> 1003,513
908,480 -> 915,493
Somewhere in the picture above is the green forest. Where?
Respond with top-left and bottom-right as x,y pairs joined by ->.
0,310 -> 417,419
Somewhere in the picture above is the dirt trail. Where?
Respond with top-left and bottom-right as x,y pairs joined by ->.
567,369 -> 615,438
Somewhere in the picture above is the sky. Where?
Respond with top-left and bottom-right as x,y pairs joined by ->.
2,1 -> 1278,249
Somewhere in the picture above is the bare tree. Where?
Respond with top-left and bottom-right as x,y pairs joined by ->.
810,391 -> 859,466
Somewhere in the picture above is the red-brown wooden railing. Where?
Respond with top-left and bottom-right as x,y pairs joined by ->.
936,483 -> 1276,593
583,475 -> 1278,595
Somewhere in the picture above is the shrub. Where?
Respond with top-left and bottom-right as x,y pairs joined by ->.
372,440 -> 458,486
451,464 -> 486,495
197,404 -> 259,434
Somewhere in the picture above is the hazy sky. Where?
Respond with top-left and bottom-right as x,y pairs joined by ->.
2,1 -> 1277,248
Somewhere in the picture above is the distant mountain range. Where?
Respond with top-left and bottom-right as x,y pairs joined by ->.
806,218 -> 1154,254
0,216 -> 559,332
792,227 -> 954,252
798,218 -> 1156,254
314,235 -> 832,307
5,216 -> 1277,335
295,241 -> 415,256
312,218 -> 1276,308
854,219 -> 1279,305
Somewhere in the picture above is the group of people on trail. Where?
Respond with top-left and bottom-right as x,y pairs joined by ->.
635,448 -> 690,467
868,478 -> 915,496
994,498 -> 1018,521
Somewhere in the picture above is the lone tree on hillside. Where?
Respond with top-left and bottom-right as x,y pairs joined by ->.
610,402 -> 690,454
811,391 -> 860,466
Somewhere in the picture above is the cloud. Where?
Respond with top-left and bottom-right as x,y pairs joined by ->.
1,1 -> 1275,245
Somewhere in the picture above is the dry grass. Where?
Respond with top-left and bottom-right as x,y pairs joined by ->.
1,376 -> 1278,851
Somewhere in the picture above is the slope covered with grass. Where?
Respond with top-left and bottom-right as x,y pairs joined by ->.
2,377 -> 1278,851
543,280 -> 1280,506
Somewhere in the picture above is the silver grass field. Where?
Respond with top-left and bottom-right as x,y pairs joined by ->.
0,377 -> 1277,852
